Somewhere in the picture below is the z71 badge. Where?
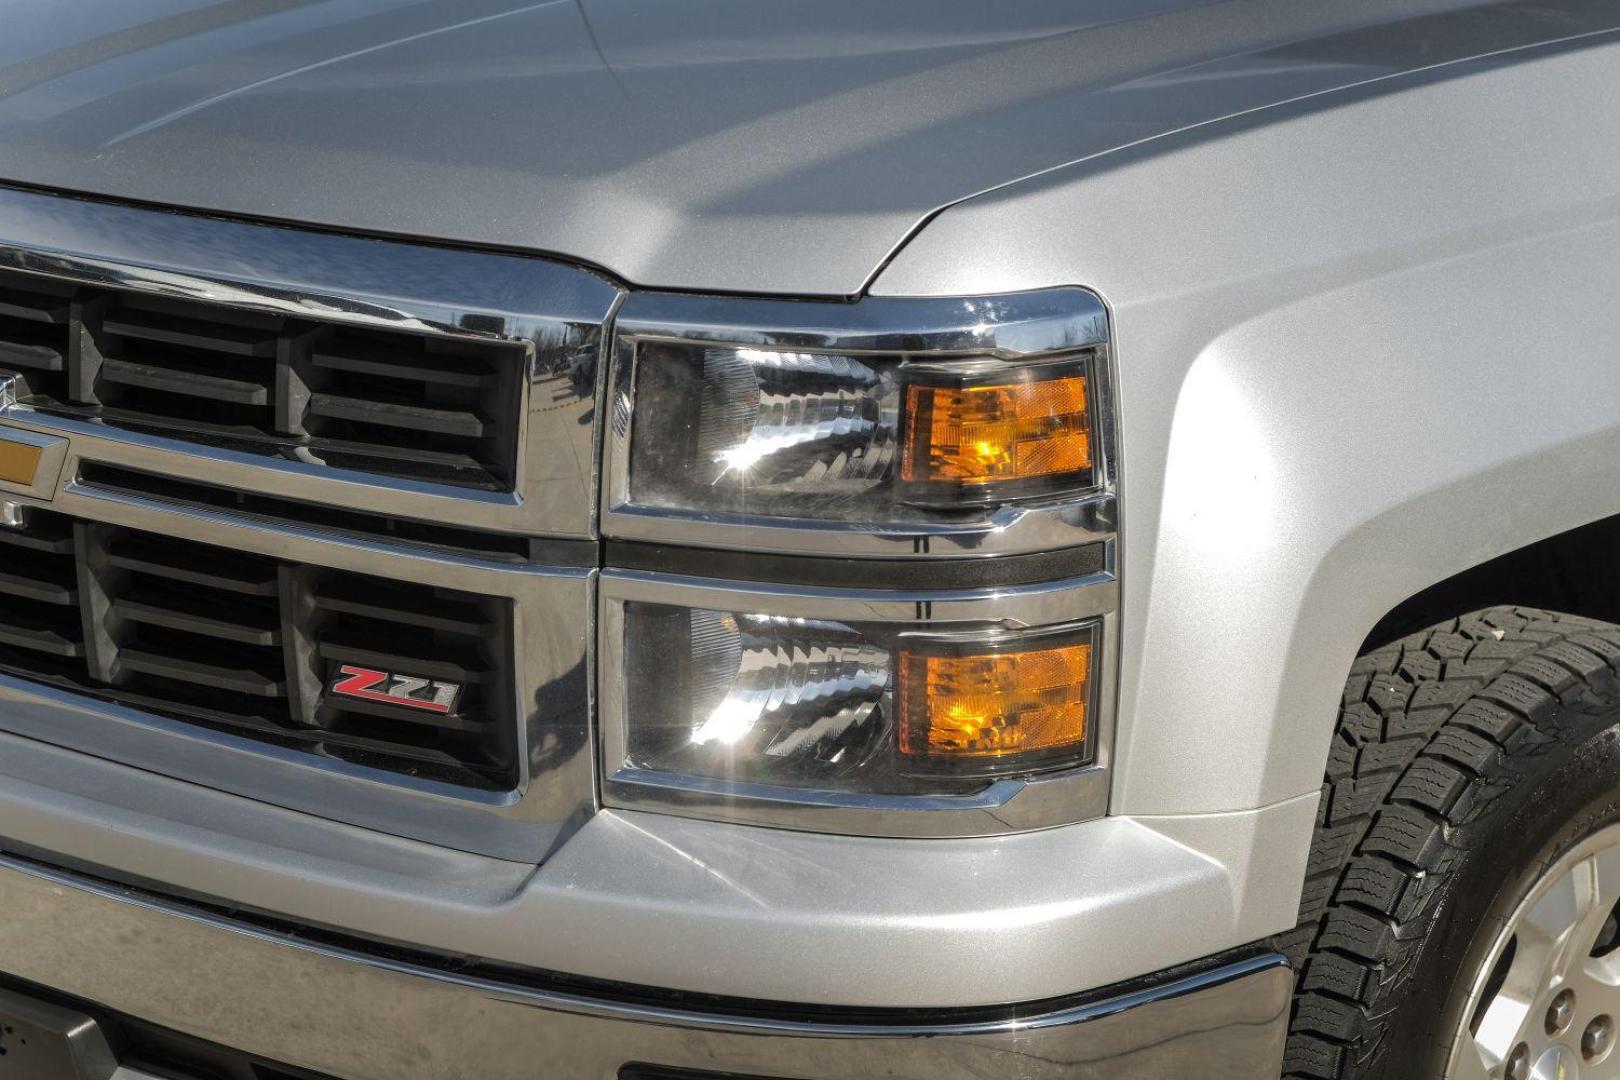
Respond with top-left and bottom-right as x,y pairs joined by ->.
328,665 -> 463,715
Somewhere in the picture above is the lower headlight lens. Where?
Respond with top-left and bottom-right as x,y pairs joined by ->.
619,602 -> 1098,797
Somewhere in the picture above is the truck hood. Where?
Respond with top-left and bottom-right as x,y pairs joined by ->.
0,0 -> 1590,295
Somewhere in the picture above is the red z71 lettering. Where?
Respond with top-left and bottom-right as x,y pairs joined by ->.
328,665 -> 462,715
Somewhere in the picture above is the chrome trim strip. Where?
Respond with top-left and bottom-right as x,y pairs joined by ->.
602,287 -> 1118,558
614,289 -> 1108,356
603,561 -> 1120,623
65,466 -> 600,567
603,764 -> 1111,837
14,407 -> 524,513
0,185 -> 624,538
596,565 -> 1117,836
0,856 -> 1291,1079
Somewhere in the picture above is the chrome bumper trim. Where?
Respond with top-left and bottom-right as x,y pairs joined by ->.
0,856 -> 1290,1080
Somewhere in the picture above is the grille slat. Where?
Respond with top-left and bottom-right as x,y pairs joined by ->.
313,589 -> 492,636
0,273 -> 74,400
106,537 -> 280,597
0,270 -> 523,492
102,310 -> 281,357
318,691 -> 495,735
0,522 -> 75,554
111,595 -> 282,648
316,641 -> 493,686
0,333 -> 64,372
313,339 -> 499,389
0,518 -> 83,663
310,436 -> 488,475
119,648 -> 287,699
0,291 -> 69,324
308,392 -> 488,439
0,617 -> 85,659
287,721 -> 495,771
100,356 -> 273,406
0,566 -> 78,606
0,509 -> 518,789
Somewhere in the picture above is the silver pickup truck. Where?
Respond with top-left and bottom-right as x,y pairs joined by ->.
1,3 -> 1618,1078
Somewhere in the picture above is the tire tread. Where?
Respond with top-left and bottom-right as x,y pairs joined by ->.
1281,607 -> 1620,1078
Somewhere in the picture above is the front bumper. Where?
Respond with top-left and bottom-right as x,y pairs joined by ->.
0,857 -> 1287,1080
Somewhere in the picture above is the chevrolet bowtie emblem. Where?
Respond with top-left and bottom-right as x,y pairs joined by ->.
0,376 -> 69,502
0,436 -> 41,487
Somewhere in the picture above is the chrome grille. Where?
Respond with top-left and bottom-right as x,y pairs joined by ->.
0,508 -> 519,789
0,187 -> 613,861
0,271 -> 72,399
0,508 -> 78,660
0,186 -> 611,861
0,270 -> 526,492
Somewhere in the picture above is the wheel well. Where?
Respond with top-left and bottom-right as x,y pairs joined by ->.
1365,512 -> 1620,651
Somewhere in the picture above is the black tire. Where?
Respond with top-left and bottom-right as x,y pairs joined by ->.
1281,606 -> 1620,1078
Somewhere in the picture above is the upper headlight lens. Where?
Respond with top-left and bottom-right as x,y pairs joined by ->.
625,341 -> 1094,523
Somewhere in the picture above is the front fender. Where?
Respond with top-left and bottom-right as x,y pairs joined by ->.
871,35 -> 1620,820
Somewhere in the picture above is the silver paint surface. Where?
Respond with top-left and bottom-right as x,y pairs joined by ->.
0,0 -> 1594,295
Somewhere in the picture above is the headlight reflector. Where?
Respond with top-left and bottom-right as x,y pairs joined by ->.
628,344 -> 900,521
625,604 -> 899,790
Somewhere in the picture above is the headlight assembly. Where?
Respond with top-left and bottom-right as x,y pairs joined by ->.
599,288 -> 1117,836
604,288 -> 1112,557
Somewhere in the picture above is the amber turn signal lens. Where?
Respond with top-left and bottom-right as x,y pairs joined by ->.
901,371 -> 1091,490
898,636 -> 1092,767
